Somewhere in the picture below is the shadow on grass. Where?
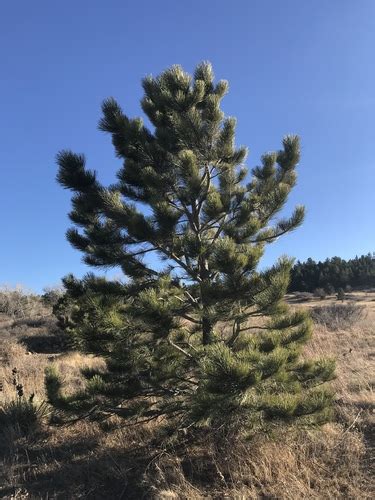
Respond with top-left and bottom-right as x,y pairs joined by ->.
20,333 -> 69,354
0,427 -> 155,499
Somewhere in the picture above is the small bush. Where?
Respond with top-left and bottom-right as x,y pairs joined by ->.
0,367 -> 49,434
310,303 -> 366,330
314,288 -> 326,300
0,287 -> 43,318
42,286 -> 64,307
0,398 -> 48,434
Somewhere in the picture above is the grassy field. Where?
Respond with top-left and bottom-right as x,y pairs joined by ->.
0,290 -> 374,499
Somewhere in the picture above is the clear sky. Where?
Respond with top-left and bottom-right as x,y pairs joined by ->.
1,0 -> 374,292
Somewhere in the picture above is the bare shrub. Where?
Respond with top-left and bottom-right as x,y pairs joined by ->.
42,286 -> 64,307
310,303 -> 366,330
314,287 -> 327,300
0,339 -> 26,366
0,286 -> 43,319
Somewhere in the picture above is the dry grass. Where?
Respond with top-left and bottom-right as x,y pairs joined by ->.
0,291 -> 374,498
309,303 -> 366,330
287,289 -> 375,313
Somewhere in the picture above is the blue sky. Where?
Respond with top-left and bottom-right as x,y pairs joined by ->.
0,0 -> 374,292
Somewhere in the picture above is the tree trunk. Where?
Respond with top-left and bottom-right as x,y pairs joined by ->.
200,257 -> 214,345
202,315 -> 214,345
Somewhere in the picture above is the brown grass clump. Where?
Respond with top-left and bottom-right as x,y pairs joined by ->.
146,424 -> 369,499
0,290 -> 374,498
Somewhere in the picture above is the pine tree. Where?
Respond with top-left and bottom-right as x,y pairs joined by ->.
46,62 -> 335,430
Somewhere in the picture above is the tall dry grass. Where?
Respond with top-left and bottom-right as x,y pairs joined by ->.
0,290 -> 374,498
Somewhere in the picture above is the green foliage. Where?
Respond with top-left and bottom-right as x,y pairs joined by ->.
48,62 -> 335,431
336,288 -> 345,301
290,253 -> 375,292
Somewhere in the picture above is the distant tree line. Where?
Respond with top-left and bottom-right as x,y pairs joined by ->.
289,253 -> 375,292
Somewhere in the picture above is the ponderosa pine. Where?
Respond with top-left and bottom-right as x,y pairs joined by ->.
46,62 -> 335,430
